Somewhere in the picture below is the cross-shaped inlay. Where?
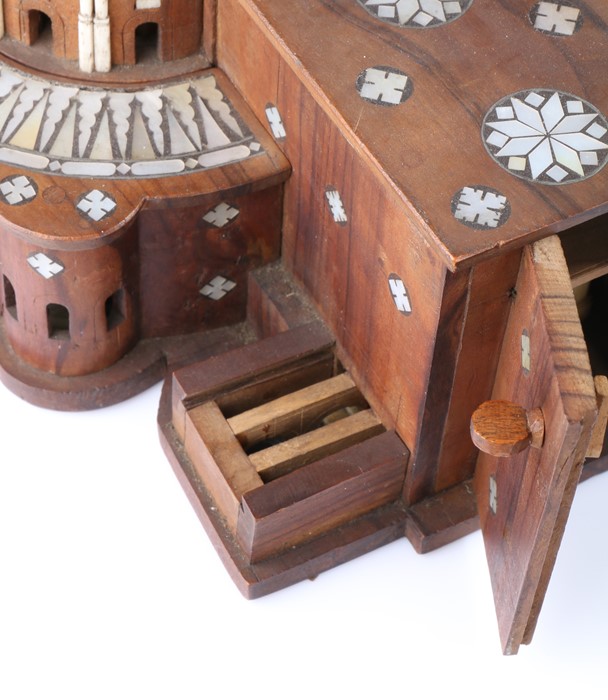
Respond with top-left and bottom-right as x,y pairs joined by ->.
203,203 -> 240,228
27,252 -> 65,280
265,105 -> 286,139
451,186 -> 511,229
530,2 -> 583,36
356,67 -> 412,106
388,274 -> 412,315
521,330 -> 531,374
0,175 -> 38,205
489,476 -> 498,515
76,190 -> 117,221
199,275 -> 237,300
325,189 -> 348,224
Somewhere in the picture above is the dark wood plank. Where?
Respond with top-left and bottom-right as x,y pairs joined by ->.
184,401 -> 263,533
227,373 -> 365,450
247,261 -> 320,338
237,431 -> 408,562
171,320 -> 334,439
474,236 -> 597,654
250,409 -> 384,480
405,480 -> 479,555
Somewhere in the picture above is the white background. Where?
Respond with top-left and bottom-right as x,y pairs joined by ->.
1,379 -> 607,699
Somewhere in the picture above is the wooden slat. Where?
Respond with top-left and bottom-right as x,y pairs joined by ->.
587,375 -> 608,459
184,401 -> 263,533
250,409 -> 384,480
171,320 -> 334,440
227,373 -> 365,450
237,431 -> 409,563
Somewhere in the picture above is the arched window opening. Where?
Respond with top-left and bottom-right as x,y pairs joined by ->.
28,11 -> 53,50
47,303 -> 70,340
3,276 -> 18,321
105,289 -> 126,331
135,23 -> 160,64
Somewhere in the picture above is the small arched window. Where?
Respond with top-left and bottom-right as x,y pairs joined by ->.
3,275 -> 18,320
28,11 -> 53,48
47,303 -> 70,340
135,22 -> 160,63
105,289 -> 126,331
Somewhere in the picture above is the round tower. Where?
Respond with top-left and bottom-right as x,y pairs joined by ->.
0,0 -> 205,74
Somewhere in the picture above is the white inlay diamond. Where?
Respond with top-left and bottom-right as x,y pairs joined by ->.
27,253 -> 64,279
200,275 -> 237,300
359,0 -> 472,28
525,92 -> 544,107
567,101 -> 584,114
452,186 -> 510,229
546,164 -> 569,182
483,90 -> 608,184
388,274 -> 412,315
587,123 -> 608,140
76,189 -> 117,221
203,203 -> 240,228
265,105 -> 286,139
325,189 -> 348,224
0,175 -> 37,205
530,2 -> 582,36
356,67 -> 412,105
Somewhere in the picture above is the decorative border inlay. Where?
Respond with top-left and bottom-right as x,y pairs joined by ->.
529,2 -> 583,36
0,65 -> 263,179
388,273 -> 412,315
357,0 -> 474,28
356,67 -> 413,106
0,174 -> 38,205
451,185 -> 511,229
482,89 -> 608,184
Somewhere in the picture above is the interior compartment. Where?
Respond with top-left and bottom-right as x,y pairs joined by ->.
560,212 -> 608,456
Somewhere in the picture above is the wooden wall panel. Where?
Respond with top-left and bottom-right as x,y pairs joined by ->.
217,0 -> 447,450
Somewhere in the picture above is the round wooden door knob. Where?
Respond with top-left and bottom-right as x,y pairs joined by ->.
470,400 -> 544,457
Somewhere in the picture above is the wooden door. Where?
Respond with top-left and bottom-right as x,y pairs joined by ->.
472,235 -> 597,655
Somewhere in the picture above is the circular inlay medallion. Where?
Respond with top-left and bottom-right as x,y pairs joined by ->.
482,89 -> 608,185
356,0 -> 474,28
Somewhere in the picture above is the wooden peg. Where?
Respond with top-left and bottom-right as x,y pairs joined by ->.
471,400 -> 545,458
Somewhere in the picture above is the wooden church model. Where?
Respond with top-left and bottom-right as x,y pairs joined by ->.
0,0 -> 606,655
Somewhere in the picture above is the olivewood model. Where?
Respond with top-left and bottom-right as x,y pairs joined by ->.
0,0 -> 607,655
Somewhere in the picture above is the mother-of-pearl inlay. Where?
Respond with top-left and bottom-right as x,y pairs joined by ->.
0,65 -> 263,179
482,89 -> 608,184
358,0 -> 474,28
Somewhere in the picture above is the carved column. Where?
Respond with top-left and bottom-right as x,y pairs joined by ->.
78,0 -> 95,73
94,0 -> 111,73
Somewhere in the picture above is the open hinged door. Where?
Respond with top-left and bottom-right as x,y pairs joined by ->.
471,235 -> 598,655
